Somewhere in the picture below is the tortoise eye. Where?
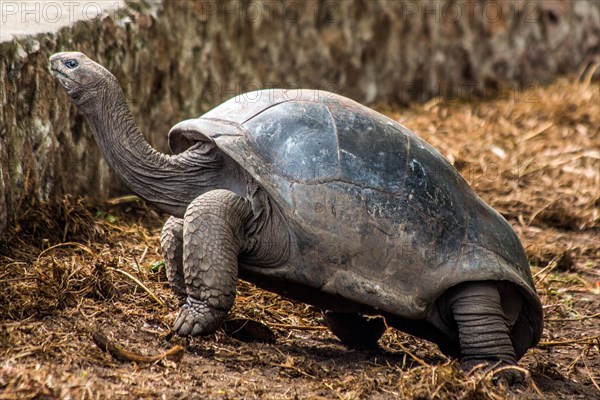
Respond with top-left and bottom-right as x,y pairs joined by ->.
64,59 -> 79,69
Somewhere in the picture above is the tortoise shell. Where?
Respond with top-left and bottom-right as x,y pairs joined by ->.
169,89 -> 542,352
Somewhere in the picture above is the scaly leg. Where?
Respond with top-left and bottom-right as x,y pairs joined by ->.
448,281 -> 522,384
173,190 -> 252,336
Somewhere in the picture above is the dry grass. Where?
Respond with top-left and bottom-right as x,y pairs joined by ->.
1,75 -> 599,399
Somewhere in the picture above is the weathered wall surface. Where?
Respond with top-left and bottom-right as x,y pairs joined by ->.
1,0 -> 599,236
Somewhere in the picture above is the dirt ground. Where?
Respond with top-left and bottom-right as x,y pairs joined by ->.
1,75 -> 598,399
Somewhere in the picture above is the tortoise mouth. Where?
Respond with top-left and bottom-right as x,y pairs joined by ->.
50,66 -> 77,83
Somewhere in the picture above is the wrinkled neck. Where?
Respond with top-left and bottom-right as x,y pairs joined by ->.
80,79 -> 221,217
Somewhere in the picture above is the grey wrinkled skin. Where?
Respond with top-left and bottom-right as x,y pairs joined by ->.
50,52 -> 543,380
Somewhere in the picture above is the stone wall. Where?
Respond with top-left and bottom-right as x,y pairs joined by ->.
1,0 -> 598,236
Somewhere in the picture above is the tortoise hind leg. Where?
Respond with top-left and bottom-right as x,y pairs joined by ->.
448,281 -> 523,384
322,311 -> 386,349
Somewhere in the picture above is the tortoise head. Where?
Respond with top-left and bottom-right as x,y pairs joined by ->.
49,52 -> 116,106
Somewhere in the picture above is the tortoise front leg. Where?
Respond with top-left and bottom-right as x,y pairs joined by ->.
448,281 -> 522,383
173,189 -> 252,337
160,216 -> 187,306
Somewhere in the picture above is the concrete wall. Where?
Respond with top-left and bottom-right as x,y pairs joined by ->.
1,0 -> 598,236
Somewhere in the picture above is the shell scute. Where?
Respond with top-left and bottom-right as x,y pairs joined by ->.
242,101 -> 340,183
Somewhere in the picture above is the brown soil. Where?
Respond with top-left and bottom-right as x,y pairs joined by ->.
1,77 -> 599,399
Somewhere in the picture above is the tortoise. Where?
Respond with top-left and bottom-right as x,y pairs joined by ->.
50,52 -> 543,377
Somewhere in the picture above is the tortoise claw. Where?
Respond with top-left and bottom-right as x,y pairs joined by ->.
461,360 -> 526,386
490,365 -> 526,387
173,303 -> 195,336
173,298 -> 225,337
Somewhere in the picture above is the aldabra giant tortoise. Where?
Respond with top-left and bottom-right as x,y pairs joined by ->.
50,52 -> 543,376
